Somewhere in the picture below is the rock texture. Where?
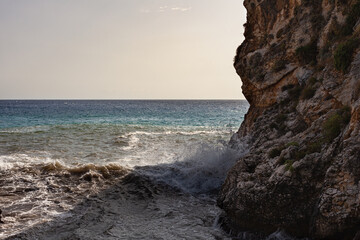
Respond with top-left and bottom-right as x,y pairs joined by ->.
219,0 -> 360,239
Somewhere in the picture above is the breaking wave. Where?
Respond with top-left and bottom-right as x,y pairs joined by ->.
137,140 -> 248,194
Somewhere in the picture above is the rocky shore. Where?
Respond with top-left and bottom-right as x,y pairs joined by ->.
218,0 -> 360,239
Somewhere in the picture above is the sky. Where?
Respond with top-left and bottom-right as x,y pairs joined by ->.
0,0 -> 247,99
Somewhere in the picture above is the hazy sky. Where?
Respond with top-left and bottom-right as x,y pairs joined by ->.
0,0 -> 247,99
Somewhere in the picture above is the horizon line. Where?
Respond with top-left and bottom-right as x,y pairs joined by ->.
0,98 -> 247,101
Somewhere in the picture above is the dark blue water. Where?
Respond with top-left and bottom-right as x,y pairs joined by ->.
0,100 -> 248,129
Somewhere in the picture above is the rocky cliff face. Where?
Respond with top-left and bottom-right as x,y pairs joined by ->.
219,0 -> 360,239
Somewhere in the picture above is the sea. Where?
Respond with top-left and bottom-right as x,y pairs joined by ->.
0,100 -> 301,240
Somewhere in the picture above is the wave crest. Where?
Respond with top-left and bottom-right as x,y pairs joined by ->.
42,161 -> 128,180
136,140 -> 248,194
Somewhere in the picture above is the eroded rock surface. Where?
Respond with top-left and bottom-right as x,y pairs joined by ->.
219,0 -> 360,239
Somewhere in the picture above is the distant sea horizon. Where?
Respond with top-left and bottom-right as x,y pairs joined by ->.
0,98 -> 247,101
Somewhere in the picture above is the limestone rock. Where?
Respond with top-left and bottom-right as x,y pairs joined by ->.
219,0 -> 360,239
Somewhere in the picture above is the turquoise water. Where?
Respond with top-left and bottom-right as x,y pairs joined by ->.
0,100 -> 249,170
0,100 -> 248,129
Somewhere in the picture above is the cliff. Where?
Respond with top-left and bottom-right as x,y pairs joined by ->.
218,0 -> 360,239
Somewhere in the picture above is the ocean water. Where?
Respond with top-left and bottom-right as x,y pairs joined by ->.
0,100 -> 248,171
0,100 -> 250,239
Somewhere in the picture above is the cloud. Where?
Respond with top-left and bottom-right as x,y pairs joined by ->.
170,7 -> 192,12
158,6 -> 168,12
140,5 -> 192,14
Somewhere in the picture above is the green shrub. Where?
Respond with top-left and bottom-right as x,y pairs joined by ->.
277,156 -> 285,165
323,114 -> 342,142
301,86 -> 316,99
308,77 -> 318,85
274,114 -> 287,133
269,146 -> 285,158
334,38 -> 360,73
272,59 -> 287,72
288,85 -> 302,100
286,142 -> 300,147
338,106 -> 352,125
322,108 -> 350,143
306,141 -> 322,154
296,40 -> 318,64
284,160 -> 294,172
300,77 -> 319,100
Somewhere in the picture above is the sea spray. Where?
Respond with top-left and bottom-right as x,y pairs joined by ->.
136,140 -> 248,194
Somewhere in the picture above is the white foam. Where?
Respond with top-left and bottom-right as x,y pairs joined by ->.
0,153 -> 55,170
0,125 -> 50,133
121,129 -> 227,137
120,134 -> 140,150
137,140 -> 248,194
